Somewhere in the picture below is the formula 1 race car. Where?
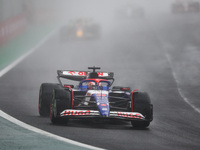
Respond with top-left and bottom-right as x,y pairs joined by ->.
38,67 -> 153,128
171,0 -> 185,13
171,0 -> 200,14
187,1 -> 200,12
60,18 -> 100,41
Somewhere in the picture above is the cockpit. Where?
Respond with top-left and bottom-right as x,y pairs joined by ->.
79,79 -> 110,91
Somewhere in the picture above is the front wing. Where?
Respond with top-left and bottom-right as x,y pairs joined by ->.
60,109 -> 146,121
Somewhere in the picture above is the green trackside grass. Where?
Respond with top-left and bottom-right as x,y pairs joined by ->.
0,23 -> 59,71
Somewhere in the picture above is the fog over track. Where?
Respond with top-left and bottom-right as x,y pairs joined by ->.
1,1 -> 200,150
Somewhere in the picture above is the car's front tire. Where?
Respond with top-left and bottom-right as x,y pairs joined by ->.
131,92 -> 153,128
38,83 -> 61,117
50,88 -> 71,124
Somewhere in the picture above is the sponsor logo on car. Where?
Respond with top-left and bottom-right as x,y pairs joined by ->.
63,110 -> 91,116
101,104 -> 107,106
117,112 -> 142,119
63,71 -> 108,77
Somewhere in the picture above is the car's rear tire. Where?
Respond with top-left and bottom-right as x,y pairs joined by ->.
38,83 -> 61,117
50,88 -> 71,124
131,92 -> 153,128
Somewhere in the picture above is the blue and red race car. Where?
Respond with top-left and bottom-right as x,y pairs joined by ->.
38,67 -> 153,128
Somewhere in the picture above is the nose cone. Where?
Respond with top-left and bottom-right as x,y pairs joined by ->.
93,92 -> 110,117
98,102 -> 110,116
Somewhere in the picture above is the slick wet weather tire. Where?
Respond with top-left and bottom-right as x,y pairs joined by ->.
50,88 -> 71,124
131,92 -> 153,128
50,99 -> 62,124
38,83 -> 61,117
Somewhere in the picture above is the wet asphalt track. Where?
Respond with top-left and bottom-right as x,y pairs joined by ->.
0,14 -> 200,150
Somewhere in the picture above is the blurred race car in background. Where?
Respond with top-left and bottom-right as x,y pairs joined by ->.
188,0 -> 200,12
60,18 -> 100,41
171,0 -> 185,13
171,0 -> 200,14
115,2 -> 145,19
38,67 -> 153,128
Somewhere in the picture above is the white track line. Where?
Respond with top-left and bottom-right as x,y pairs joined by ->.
150,21 -> 200,114
165,52 -> 200,114
0,27 -> 57,78
0,26 -> 105,150
0,110 -> 105,150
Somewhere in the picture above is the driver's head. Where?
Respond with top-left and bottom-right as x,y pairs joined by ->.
88,82 -> 94,89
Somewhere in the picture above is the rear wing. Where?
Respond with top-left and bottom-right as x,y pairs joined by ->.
57,70 -> 114,81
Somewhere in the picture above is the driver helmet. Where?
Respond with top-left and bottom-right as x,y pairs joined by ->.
88,82 -> 95,89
